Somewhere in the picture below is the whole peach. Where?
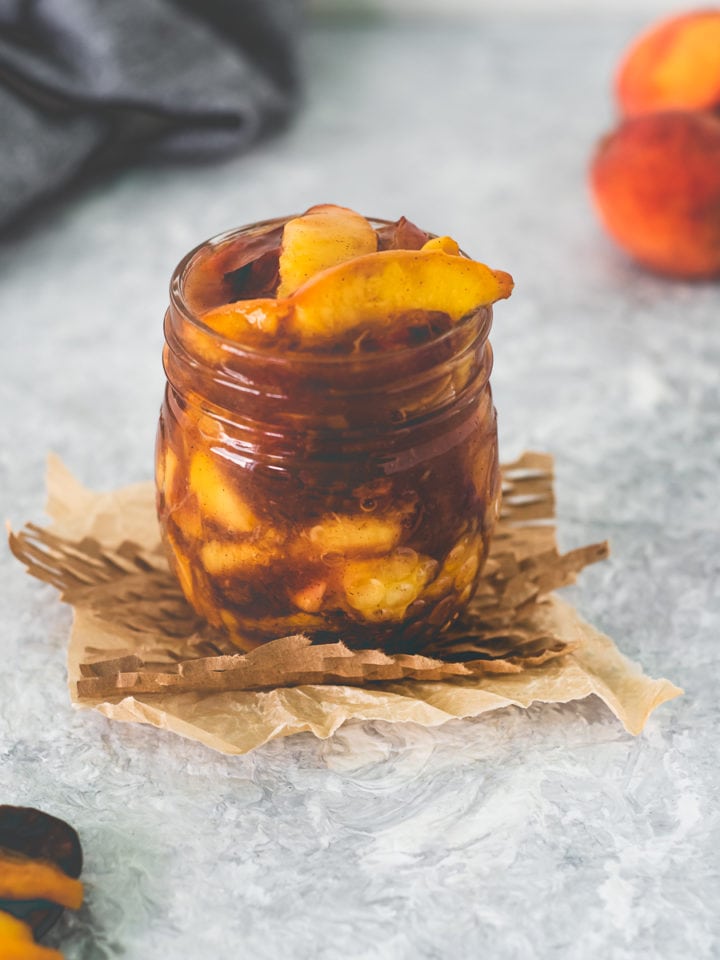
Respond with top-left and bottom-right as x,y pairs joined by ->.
590,110 -> 720,279
616,9 -> 720,116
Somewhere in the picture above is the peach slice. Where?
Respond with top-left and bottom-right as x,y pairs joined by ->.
301,514 -> 404,558
0,912 -> 36,943
277,204 -> 377,297
0,911 -> 64,959
287,248 -> 512,341
200,534 -> 284,577
421,236 -> 461,255
288,579 -> 328,613
158,445 -> 179,505
168,541 -> 194,600
0,944 -> 65,959
188,452 -> 258,533
616,10 -> 720,116
164,532 -> 228,628
201,299 -> 283,341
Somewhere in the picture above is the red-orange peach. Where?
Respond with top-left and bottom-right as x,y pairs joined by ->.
616,9 -> 720,116
590,110 -> 720,279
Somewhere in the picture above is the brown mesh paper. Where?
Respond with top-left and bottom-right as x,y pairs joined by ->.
9,453 -> 681,754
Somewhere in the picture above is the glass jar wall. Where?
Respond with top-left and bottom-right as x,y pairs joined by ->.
156,218 -> 501,653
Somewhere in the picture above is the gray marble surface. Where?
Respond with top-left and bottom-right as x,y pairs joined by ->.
1,13 -> 718,959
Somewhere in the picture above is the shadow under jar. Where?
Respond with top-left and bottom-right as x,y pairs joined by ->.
156,218 -> 501,654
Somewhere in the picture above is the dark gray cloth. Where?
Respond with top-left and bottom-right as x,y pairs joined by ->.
0,0 -> 303,228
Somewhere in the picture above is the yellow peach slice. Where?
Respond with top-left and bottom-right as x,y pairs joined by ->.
288,579 -> 328,613
0,911 -> 35,942
288,248 -> 512,341
421,235 -> 461,255
298,514 -> 404,559
158,445 -> 178,502
0,945 -> 65,959
159,443 -> 203,541
0,911 -> 64,959
277,204 -> 377,297
164,531 -> 203,607
189,452 -> 257,533
201,299 -> 283,340
171,503 -> 203,542
200,535 -> 283,577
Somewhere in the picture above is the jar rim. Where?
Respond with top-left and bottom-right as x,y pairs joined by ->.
168,215 -> 492,370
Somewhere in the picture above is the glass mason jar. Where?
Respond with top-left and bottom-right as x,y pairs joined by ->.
156,217 -> 501,654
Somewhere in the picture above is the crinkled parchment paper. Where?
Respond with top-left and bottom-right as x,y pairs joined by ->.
9,453 -> 681,755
